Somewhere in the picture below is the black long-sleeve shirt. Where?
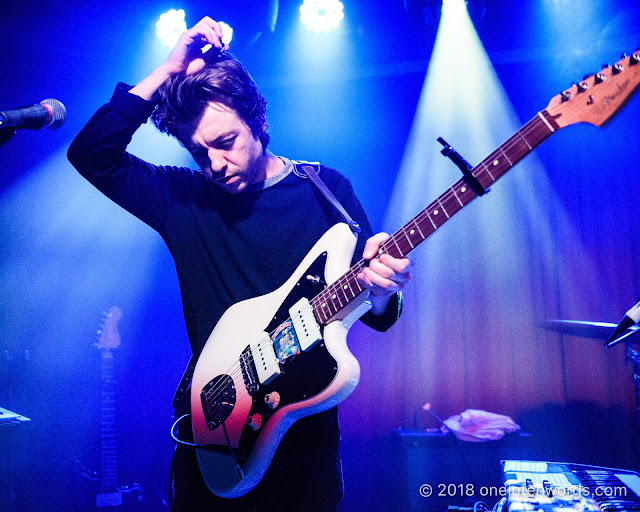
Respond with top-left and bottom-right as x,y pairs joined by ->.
67,83 -> 401,449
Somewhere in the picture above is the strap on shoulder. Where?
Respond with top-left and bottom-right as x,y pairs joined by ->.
292,161 -> 361,234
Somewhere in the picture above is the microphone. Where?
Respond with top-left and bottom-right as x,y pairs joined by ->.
0,99 -> 66,131
605,298 -> 640,347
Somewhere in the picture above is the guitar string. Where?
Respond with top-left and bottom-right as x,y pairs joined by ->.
374,115 -> 548,261
199,115 -> 550,411
301,116 -> 548,283
198,61 -> 640,432
200,59 -> 640,407
205,58 -> 640,405
199,116 -> 550,412
199,115 -> 550,415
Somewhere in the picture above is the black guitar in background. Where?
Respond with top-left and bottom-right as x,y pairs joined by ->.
75,307 -> 144,512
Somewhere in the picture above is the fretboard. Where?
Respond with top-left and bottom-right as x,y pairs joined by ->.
311,110 -> 558,325
100,350 -> 118,490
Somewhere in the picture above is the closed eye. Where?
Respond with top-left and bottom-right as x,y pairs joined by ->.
215,137 -> 236,150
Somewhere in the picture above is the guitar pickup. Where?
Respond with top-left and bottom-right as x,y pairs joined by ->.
289,298 -> 323,351
250,334 -> 281,385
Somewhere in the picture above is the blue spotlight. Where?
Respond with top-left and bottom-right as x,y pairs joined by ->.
219,21 -> 234,45
299,0 -> 344,33
442,0 -> 468,16
156,9 -> 188,48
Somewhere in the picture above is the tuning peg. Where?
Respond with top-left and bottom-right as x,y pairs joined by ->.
576,81 -> 588,93
594,72 -> 606,84
560,90 -> 571,103
630,54 -> 640,66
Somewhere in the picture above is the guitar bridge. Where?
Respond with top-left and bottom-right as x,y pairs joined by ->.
240,346 -> 259,393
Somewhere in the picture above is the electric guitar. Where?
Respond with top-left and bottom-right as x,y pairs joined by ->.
76,307 -> 144,511
191,51 -> 640,498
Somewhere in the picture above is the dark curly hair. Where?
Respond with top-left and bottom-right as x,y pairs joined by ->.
151,53 -> 269,150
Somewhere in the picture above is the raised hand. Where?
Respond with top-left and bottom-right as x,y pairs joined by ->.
163,16 -> 228,76
130,16 -> 228,101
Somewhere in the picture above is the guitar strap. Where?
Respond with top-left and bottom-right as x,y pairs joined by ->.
171,160 -> 360,413
292,161 -> 361,234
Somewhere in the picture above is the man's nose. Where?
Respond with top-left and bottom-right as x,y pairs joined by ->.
208,149 -> 226,174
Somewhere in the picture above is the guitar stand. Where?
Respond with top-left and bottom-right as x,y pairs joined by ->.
437,137 -> 488,196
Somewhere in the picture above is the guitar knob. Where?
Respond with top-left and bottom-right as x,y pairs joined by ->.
576,81 -> 588,93
264,392 -> 281,409
612,63 -> 623,75
247,413 -> 262,431
594,72 -> 605,84
630,54 -> 640,65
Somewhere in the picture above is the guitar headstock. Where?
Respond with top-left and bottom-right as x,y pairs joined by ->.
96,306 -> 122,350
545,50 -> 640,129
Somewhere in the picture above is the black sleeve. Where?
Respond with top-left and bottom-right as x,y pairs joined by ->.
68,83 -> 155,175
67,83 -> 176,232
329,169 -> 403,332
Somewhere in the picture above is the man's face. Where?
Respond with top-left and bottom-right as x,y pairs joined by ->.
182,102 -> 265,194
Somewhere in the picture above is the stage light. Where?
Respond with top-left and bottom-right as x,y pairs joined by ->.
299,0 -> 344,33
156,9 -> 188,48
219,21 -> 234,45
383,0 -> 602,404
442,0 -> 468,16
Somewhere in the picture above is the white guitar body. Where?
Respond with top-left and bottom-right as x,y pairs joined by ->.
190,223 -> 371,498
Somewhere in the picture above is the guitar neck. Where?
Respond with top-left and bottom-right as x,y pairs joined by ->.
312,110 -> 559,325
100,350 -> 118,490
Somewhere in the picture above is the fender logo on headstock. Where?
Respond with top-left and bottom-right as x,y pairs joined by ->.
600,80 -> 631,108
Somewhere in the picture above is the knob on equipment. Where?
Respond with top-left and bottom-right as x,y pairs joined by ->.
264,392 -> 281,409
247,414 -> 262,431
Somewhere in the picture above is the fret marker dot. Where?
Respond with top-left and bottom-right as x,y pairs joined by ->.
410,229 -> 415,235
322,303 -> 326,308
461,187 -> 467,193
493,159 -> 499,166
332,294 -> 336,299
434,210 -> 439,215
343,285 -> 348,289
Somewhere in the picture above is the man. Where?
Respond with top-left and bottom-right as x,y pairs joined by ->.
68,17 -> 411,511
